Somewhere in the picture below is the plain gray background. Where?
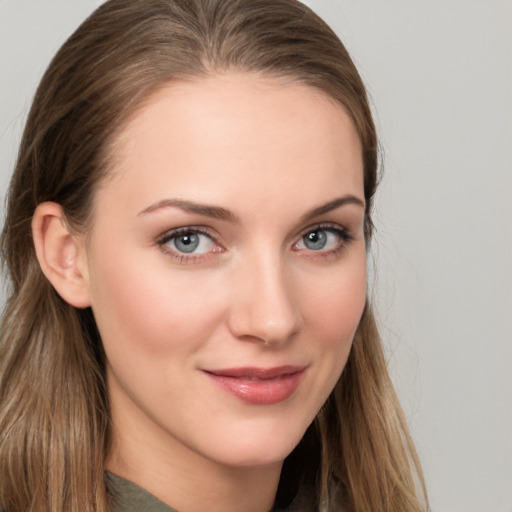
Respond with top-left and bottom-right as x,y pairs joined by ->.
1,1 -> 511,511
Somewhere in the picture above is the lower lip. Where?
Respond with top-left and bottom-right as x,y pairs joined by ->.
204,369 -> 305,405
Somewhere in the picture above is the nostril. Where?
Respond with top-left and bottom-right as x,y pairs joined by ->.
227,299 -> 302,347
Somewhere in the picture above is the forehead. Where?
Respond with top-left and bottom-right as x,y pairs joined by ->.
98,72 -> 364,215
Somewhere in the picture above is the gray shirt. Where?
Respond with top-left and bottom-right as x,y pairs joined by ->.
108,472 -> 178,512
0,473 -> 289,511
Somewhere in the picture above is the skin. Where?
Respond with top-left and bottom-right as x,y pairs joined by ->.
73,72 -> 367,512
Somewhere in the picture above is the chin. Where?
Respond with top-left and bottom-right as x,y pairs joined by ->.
209,424 -> 306,469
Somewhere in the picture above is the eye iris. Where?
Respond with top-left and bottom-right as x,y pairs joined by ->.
304,230 -> 327,250
174,233 -> 199,253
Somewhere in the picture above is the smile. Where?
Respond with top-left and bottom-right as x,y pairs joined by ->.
203,366 -> 306,405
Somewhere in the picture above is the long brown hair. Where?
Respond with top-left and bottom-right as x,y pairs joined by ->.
0,1 -> 428,511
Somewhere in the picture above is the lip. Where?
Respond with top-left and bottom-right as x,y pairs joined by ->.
202,365 -> 306,405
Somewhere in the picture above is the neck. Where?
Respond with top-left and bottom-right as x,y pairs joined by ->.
106,410 -> 283,512
107,439 -> 281,512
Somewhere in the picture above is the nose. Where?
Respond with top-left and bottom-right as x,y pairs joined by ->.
226,253 -> 303,346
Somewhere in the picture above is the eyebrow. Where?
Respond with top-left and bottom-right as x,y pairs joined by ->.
299,195 -> 365,224
138,198 -> 241,223
138,195 -> 365,223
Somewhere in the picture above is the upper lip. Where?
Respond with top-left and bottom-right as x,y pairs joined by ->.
203,365 -> 306,380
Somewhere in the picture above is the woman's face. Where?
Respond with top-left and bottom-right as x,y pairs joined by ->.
82,73 -> 366,471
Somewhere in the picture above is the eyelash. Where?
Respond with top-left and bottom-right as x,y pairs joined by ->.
294,223 -> 354,259
156,226 -> 221,264
156,223 -> 354,264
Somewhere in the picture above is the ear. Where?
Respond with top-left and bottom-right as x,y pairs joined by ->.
32,202 -> 91,308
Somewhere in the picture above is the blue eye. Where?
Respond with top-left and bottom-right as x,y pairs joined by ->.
296,227 -> 348,252
164,230 -> 216,254
173,232 -> 199,253
303,230 -> 328,250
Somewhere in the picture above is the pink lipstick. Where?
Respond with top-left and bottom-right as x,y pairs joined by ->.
203,365 -> 305,405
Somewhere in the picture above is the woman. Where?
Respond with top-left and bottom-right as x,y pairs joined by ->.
0,0 -> 428,511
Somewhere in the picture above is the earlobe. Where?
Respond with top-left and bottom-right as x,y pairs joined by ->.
32,202 -> 91,308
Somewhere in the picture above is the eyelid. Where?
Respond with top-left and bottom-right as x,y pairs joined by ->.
293,222 -> 354,253
297,222 -> 353,240
156,226 -> 223,263
154,221 -> 355,264
156,225 -> 217,244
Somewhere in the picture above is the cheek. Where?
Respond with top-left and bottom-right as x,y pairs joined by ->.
289,252 -> 367,427
87,248 -> 225,360
302,252 -> 367,345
